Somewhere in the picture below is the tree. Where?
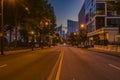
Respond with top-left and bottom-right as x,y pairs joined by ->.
4,25 -> 14,47
1,0 -> 56,47
68,32 -> 78,45
20,0 -> 56,43
106,0 -> 120,14
19,28 -> 29,43
78,28 -> 87,46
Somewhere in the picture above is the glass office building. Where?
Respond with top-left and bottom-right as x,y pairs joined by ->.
67,20 -> 78,35
85,0 -> 120,44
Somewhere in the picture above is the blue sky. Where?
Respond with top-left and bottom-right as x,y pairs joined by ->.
48,0 -> 85,26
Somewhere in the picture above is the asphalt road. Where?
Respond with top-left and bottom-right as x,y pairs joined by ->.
60,46 -> 120,80
0,47 -> 60,80
0,46 -> 120,80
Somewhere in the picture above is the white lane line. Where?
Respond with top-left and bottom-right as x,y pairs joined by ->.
108,64 -> 120,71
0,64 -> 7,68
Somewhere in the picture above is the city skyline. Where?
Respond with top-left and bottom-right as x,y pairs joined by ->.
48,0 -> 84,26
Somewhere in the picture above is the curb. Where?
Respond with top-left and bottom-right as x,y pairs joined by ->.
87,48 -> 120,58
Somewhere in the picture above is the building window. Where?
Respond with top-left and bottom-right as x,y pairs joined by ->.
96,3 -> 105,15
96,17 -> 105,29
107,18 -> 120,27
87,22 -> 94,33
92,5 -> 96,17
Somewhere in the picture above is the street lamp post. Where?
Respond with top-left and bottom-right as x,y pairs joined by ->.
31,31 -> 34,51
0,0 -> 4,55
45,21 -> 52,47
80,24 -> 85,45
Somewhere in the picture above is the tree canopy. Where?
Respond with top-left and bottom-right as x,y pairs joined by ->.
2,0 -> 56,42
2,0 -> 56,32
107,0 -> 120,14
20,0 -> 56,33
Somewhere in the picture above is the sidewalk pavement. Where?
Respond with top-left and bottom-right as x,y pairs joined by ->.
0,49 -> 32,56
0,48 -> 43,56
88,48 -> 120,57
0,46 -> 55,56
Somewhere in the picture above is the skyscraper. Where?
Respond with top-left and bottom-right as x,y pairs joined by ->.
67,20 -> 79,36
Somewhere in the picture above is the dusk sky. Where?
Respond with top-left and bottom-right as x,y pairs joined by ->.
48,0 -> 85,27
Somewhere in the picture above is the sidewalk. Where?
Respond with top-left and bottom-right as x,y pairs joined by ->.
88,48 -> 120,57
0,49 -> 32,56
0,47 -> 43,56
0,46 -> 55,56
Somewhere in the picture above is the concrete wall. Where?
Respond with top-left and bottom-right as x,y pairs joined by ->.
107,30 -> 118,42
94,45 -> 120,52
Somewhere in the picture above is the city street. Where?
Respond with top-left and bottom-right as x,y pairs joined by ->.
0,0 -> 120,80
60,46 -> 120,80
0,47 -> 60,80
0,46 -> 120,80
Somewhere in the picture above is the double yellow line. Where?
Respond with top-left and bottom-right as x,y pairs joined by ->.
48,49 -> 64,80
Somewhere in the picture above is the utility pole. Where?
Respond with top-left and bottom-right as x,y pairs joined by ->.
0,0 -> 4,55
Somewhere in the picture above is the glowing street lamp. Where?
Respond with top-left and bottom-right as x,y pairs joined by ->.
80,24 -> 85,28
31,31 -> 35,51
45,22 -> 49,26
31,31 -> 34,35
25,7 -> 29,11
25,7 -> 30,14
73,32 -> 77,35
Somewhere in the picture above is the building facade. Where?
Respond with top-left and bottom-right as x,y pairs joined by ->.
67,20 -> 79,36
78,2 -> 85,29
56,25 -> 66,39
85,0 -> 120,45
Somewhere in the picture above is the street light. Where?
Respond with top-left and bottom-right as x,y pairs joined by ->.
45,21 -> 53,47
31,31 -> 35,51
0,0 -> 17,55
25,7 -> 30,14
80,23 -> 87,47
31,31 -> 34,35
73,32 -> 77,35
45,22 -> 49,26
80,24 -> 85,29
25,7 -> 29,11
0,0 -> 4,55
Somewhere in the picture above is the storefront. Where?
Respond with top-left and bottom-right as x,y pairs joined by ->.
87,27 -> 118,46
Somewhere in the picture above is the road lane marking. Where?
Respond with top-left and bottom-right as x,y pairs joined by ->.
48,53 -> 61,80
55,49 -> 64,80
0,64 -> 7,68
108,64 -> 120,71
48,49 -> 63,80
